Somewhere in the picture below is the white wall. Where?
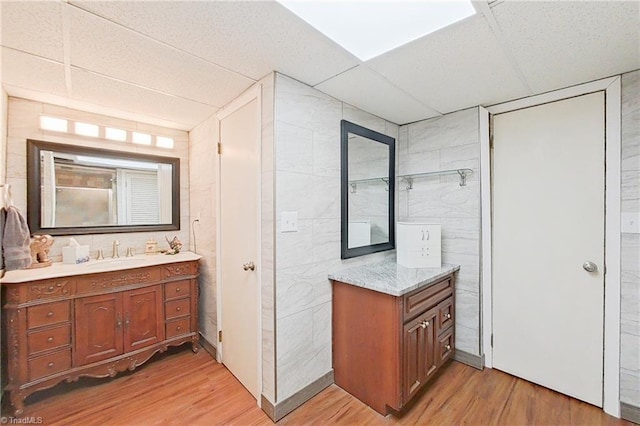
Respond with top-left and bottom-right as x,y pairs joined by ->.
4,98 -> 190,260
398,107 -> 481,356
620,69 -> 640,407
273,73 -> 398,401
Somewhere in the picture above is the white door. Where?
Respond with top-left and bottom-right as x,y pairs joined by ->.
492,92 -> 605,406
219,97 -> 259,399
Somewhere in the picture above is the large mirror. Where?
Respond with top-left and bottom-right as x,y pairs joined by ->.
341,120 -> 395,259
27,139 -> 180,235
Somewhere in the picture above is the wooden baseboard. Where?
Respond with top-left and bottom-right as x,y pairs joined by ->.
454,349 -> 484,370
621,401 -> 640,424
198,333 -> 217,360
261,370 -> 334,422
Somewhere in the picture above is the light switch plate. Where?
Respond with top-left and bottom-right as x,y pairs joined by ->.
621,212 -> 640,234
281,211 -> 298,233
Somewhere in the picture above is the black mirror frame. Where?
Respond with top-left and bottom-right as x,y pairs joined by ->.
340,120 -> 395,259
26,139 -> 180,236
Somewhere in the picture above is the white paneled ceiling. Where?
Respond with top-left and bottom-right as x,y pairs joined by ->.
1,0 -> 638,130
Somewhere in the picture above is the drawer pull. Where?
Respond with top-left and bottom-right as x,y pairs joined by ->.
47,337 -> 54,343
176,307 -> 181,312
46,311 -> 54,318
444,313 -> 451,320
420,320 -> 430,329
175,288 -> 181,293
48,362 -> 54,368
176,326 -> 182,331
445,344 -> 451,351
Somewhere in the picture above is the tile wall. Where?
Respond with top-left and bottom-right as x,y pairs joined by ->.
620,69 -> 640,407
4,97 -> 190,261
397,108 -> 481,356
274,74 -> 397,401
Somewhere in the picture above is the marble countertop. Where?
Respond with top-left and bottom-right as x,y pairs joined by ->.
1,251 -> 202,284
328,259 -> 460,297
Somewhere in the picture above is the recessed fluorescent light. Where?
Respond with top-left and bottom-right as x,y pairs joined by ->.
105,127 -> 127,142
40,116 -> 68,132
156,136 -> 174,149
277,0 -> 476,61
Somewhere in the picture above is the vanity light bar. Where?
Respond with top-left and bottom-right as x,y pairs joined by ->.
38,115 -> 176,149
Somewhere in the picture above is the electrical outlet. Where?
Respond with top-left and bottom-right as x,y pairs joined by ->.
281,211 -> 298,232
621,212 -> 640,234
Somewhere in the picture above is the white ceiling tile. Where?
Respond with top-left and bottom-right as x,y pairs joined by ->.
367,15 -> 530,113
1,1 -> 64,62
1,48 -> 67,97
69,1 -> 358,86
67,6 -> 254,108
70,68 -> 218,129
492,1 -> 640,94
315,66 -> 441,125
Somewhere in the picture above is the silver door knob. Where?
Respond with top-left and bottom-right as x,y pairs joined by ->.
583,261 -> 598,273
243,261 -> 255,271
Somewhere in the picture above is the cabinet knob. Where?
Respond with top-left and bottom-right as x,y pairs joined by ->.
47,337 -> 54,343
444,313 -> 451,320
420,320 -> 430,329
445,344 -> 451,351
176,306 -> 181,312
48,362 -> 54,368
46,311 -> 54,318
175,288 -> 181,293
176,326 -> 182,331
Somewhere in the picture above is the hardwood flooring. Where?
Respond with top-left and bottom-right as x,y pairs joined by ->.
2,346 -> 631,425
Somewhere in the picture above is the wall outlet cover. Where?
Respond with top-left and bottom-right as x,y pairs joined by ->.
281,211 -> 298,233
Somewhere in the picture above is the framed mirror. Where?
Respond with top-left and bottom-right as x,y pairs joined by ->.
27,139 -> 180,236
341,120 -> 395,259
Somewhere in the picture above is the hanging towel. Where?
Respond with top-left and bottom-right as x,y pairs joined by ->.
2,206 -> 32,271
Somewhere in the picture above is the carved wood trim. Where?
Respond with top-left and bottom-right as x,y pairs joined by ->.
90,272 -> 151,289
29,280 -> 71,300
7,287 -> 21,303
164,263 -> 191,278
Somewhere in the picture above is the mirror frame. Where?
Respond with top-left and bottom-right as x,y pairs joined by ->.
340,120 -> 395,259
27,139 -> 180,236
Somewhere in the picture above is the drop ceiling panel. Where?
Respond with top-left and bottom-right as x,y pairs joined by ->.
316,66 -> 441,125
492,1 -> 640,94
69,1 -> 359,86
68,6 -> 254,108
70,69 -> 218,130
1,48 -> 67,97
0,1 -> 65,62
367,15 -> 530,113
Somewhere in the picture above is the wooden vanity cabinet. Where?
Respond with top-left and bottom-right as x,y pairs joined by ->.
332,273 -> 455,415
1,260 -> 199,415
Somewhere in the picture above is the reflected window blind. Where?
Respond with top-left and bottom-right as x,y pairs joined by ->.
127,172 -> 159,224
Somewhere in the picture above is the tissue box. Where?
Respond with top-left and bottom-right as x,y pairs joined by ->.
62,245 -> 90,264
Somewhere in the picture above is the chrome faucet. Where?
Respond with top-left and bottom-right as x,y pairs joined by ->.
112,240 -> 120,258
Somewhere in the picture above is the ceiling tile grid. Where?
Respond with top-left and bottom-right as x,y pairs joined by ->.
67,6 -> 254,109
1,1 -> 65,62
491,1 -> 640,94
69,0 -> 359,86
366,14 -> 531,115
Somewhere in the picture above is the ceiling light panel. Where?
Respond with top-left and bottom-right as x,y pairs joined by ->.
277,0 -> 476,61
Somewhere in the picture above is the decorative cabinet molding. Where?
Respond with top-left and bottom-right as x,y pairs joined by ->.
332,272 -> 456,415
1,260 -> 199,415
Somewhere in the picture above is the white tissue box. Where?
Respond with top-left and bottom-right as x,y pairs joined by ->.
62,245 -> 90,264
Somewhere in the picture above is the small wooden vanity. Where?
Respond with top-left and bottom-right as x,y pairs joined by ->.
330,261 -> 459,415
1,253 -> 200,415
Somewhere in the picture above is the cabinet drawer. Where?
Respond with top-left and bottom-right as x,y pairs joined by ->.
165,280 -> 191,300
77,267 -> 161,294
165,298 -> 190,320
27,301 -> 70,330
28,349 -> 71,381
166,317 -> 191,338
437,296 -> 454,333
28,324 -> 71,356
436,329 -> 454,367
403,278 -> 452,321
163,262 -> 194,279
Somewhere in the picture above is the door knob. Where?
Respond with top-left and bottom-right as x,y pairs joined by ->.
583,261 -> 598,273
243,261 -> 255,271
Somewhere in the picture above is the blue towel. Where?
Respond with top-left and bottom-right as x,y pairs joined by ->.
2,206 -> 32,271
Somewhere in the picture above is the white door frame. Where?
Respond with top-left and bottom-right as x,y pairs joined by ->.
480,76 -> 621,417
215,84 -> 263,405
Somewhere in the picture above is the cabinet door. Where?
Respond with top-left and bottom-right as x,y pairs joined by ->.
421,309 -> 438,382
123,285 -> 164,352
403,308 -> 438,403
75,293 -> 124,366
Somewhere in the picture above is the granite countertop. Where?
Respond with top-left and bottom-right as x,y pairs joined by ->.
1,251 -> 202,284
328,259 -> 460,297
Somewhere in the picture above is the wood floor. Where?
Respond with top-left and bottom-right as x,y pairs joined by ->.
2,345 -> 631,425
